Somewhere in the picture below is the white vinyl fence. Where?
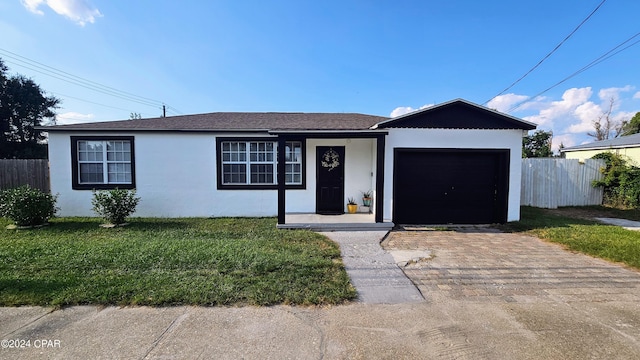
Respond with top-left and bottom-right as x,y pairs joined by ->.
521,158 -> 605,209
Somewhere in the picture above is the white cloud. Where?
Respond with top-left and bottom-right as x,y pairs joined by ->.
486,93 -> 529,113
598,85 -> 634,103
566,101 -> 602,134
56,111 -> 94,124
634,91 -> 640,100
389,104 -> 434,117
22,0 -> 102,26
523,87 -> 593,127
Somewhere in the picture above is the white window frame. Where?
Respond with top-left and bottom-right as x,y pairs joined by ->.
220,140 -> 303,186
77,140 -> 133,185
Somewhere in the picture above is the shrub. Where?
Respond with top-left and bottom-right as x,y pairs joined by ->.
0,185 -> 58,226
91,188 -> 141,225
592,152 -> 640,208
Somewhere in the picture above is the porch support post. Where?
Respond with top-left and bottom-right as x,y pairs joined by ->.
277,136 -> 286,225
375,134 -> 385,223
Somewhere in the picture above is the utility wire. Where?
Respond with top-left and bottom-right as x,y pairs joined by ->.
4,58 -> 162,108
507,31 -> 640,112
0,48 -> 182,114
484,0 -> 608,105
50,91 -> 156,118
0,49 -> 161,107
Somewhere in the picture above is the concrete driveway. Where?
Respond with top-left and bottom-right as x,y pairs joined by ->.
2,229 -> 640,359
383,228 -> 640,304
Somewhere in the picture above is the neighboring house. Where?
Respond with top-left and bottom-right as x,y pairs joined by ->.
561,133 -> 640,165
41,99 -> 535,225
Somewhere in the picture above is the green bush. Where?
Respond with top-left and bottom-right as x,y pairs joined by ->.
592,152 -> 640,208
0,185 -> 58,226
91,188 -> 141,225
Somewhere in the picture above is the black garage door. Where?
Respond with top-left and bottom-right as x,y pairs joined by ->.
393,149 -> 509,224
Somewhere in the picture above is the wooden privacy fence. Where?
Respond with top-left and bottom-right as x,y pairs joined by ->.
0,159 -> 50,192
521,158 -> 605,209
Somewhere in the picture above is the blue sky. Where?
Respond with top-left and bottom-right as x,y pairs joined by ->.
1,0 -> 639,150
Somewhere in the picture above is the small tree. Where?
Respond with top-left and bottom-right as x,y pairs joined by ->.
0,185 -> 58,226
92,188 -> 140,225
587,98 -> 624,141
0,58 -> 60,159
523,130 -> 553,158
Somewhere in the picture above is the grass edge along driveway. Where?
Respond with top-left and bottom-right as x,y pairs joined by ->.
500,206 -> 640,270
0,217 -> 357,307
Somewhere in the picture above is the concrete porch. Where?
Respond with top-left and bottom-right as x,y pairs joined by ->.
277,213 -> 395,231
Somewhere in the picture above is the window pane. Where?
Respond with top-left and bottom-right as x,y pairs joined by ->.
108,163 -> 132,183
79,141 -> 104,162
250,141 -> 275,162
285,141 -> 302,163
222,142 -> 246,162
107,141 -> 131,162
79,163 -> 103,183
250,164 -> 274,184
223,164 -> 246,184
285,163 -> 302,185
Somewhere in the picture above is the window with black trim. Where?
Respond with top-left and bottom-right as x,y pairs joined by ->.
71,136 -> 136,190
217,138 -> 305,189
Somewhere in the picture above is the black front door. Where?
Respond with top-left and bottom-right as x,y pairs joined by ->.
316,146 -> 345,214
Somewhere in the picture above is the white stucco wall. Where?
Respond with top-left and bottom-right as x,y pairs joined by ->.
49,132 -> 376,217
382,128 -> 524,223
49,128 -> 522,221
296,138 -> 375,213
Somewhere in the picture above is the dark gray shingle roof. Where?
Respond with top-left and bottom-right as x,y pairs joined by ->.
41,112 -> 388,132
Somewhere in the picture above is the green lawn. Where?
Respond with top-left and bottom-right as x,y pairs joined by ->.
500,206 -> 640,270
0,217 -> 356,307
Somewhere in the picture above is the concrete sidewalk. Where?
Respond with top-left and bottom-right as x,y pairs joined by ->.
596,217 -> 640,231
2,300 -> 640,359
319,231 -> 424,304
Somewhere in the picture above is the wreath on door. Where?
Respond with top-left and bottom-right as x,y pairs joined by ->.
321,148 -> 340,171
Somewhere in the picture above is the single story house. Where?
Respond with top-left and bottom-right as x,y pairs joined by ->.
41,99 -> 536,226
561,133 -> 640,165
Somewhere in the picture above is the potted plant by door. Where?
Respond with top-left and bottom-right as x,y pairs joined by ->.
361,190 -> 372,207
347,197 -> 358,214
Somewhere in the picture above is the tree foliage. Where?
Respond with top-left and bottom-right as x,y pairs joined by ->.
523,130 -> 553,158
592,152 -> 640,208
620,112 -> 640,136
0,58 -> 60,159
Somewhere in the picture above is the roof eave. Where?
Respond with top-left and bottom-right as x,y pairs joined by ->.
373,98 -> 537,130
37,127 -> 272,133
561,144 -> 640,152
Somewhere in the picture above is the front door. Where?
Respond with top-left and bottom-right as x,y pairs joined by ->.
316,146 -> 345,214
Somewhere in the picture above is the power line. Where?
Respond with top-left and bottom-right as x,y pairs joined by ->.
49,91 -> 157,118
0,48 -> 182,114
507,31 -> 640,112
484,0 -> 608,105
3,58 -> 162,108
